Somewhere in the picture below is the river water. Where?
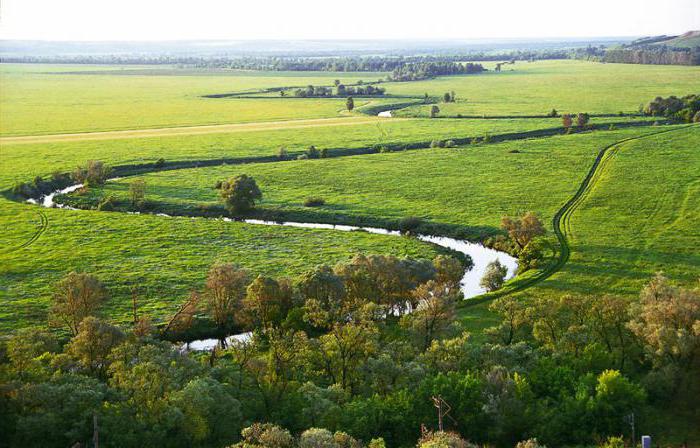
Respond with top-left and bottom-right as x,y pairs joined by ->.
31,181 -> 518,351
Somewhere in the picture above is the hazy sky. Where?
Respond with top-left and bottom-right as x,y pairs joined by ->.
0,0 -> 698,41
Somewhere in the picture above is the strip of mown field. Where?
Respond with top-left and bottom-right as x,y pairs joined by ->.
0,116 -> 653,186
0,64 -> 386,135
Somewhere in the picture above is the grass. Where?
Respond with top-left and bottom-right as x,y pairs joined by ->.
389,60 -> 700,116
1,60 -> 699,334
535,126 -> 700,297
0,64 -> 386,135
0,203 -> 442,331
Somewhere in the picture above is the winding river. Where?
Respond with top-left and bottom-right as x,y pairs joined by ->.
32,181 -> 518,350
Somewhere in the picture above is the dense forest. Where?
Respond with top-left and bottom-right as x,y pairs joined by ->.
1,209 -> 698,447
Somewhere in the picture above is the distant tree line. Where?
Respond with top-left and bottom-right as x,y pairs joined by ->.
288,84 -> 386,98
388,62 -> 485,81
0,51 -> 570,68
572,44 -> 700,66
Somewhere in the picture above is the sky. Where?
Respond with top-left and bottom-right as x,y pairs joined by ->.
0,0 -> 698,41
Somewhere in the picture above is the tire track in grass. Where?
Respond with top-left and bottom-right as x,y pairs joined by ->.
3,208 -> 48,254
465,124 -> 695,305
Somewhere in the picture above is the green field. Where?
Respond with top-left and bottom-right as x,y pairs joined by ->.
1,60 -> 699,332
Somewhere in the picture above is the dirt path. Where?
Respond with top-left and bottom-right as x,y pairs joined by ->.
0,116 -> 401,145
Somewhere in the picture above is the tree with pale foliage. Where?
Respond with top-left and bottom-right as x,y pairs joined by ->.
418,430 -> 478,448
500,212 -> 546,250
402,280 -> 458,350
51,271 -> 108,336
627,273 -> 700,369
480,260 -> 508,292
204,263 -> 250,338
562,114 -> 573,130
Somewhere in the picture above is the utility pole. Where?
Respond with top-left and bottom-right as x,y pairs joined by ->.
624,412 -> 635,446
93,413 -> 99,448
431,396 -> 456,432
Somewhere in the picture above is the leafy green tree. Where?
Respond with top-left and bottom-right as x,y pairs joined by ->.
51,271 -> 108,336
297,265 -> 346,327
346,96 -> 354,111
4,328 -> 59,381
480,260 -> 508,292
443,92 -> 452,103
170,377 -> 242,446
242,275 -> 291,329
487,296 -> 528,345
12,375 -> 108,448
316,322 -> 379,391
430,105 -> 440,118
433,255 -> 467,290
67,316 -> 125,378
129,178 -> 146,209
219,174 -> 262,214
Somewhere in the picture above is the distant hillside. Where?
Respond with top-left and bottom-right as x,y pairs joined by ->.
650,30 -> 700,48
594,31 -> 700,65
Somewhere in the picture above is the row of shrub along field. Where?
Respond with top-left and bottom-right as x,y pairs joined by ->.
0,64 -> 389,135
388,60 -> 700,117
0,116 -> 656,184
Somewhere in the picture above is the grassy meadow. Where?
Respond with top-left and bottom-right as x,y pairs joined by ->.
1,59 -> 699,333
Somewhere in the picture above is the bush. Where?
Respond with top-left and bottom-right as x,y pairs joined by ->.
97,195 -> 116,211
480,260 -> 508,292
297,154 -> 309,160
548,108 -> 558,117
154,158 -> 166,168
444,140 -> 456,148
516,439 -> 547,448
398,216 -> 423,234
306,146 -> 321,159
219,174 -> 262,214
304,197 -> 326,207
299,428 -> 336,448
72,160 -> 111,186
320,148 -> 329,158
277,147 -> 289,160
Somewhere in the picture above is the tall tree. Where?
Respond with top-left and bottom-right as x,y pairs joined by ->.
51,271 -> 108,336
346,96 -> 354,111
204,263 -> 250,339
